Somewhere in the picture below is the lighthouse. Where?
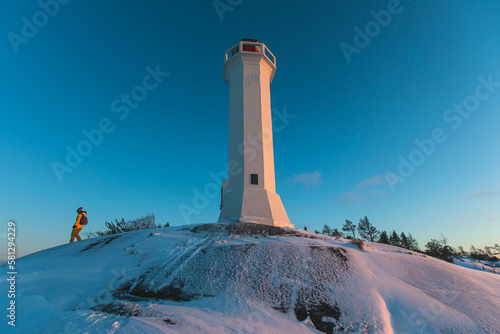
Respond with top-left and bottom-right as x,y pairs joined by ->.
218,39 -> 293,228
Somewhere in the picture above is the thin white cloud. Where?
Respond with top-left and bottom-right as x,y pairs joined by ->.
369,189 -> 387,197
467,189 -> 498,198
355,175 -> 385,190
292,171 -> 322,186
338,175 -> 389,204
338,191 -> 367,204
480,224 -> 500,229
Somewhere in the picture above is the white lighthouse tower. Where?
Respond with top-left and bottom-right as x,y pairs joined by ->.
218,39 -> 293,228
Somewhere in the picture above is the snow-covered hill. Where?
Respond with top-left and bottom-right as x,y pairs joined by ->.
2,223 -> 499,333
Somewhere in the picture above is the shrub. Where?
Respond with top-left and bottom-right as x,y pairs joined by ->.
351,239 -> 365,250
425,238 -> 455,262
90,213 -> 168,237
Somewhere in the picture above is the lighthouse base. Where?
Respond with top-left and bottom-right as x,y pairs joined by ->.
218,188 -> 294,228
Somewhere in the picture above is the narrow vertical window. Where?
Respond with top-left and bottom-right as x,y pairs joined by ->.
250,174 -> 258,185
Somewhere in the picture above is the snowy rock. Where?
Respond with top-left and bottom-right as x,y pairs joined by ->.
1,222 -> 499,333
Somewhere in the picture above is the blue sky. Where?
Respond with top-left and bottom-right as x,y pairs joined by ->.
1,0 -> 499,257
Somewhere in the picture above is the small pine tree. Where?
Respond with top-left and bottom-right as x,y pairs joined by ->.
357,216 -> 379,242
425,239 -> 442,257
342,220 -> 356,239
322,224 -> 332,235
470,245 -> 478,260
400,232 -> 410,249
457,245 -> 465,256
332,228 -> 342,237
304,225 -> 308,231
389,230 -> 401,246
407,233 -> 419,251
378,231 -> 390,244
470,245 -> 486,261
441,245 -> 455,262
425,238 -> 454,262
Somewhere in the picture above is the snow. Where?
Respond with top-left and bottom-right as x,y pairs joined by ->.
453,256 -> 499,274
1,223 -> 499,333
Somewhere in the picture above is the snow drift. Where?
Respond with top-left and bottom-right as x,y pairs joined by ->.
1,222 -> 499,333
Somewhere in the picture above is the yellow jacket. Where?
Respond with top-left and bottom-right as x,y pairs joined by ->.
74,212 -> 86,229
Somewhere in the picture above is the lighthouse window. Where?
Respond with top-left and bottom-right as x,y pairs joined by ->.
250,174 -> 258,185
243,44 -> 261,53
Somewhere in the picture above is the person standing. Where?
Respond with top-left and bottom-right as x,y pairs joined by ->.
70,207 -> 87,243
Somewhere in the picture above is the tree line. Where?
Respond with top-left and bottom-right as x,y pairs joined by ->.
305,216 -> 499,264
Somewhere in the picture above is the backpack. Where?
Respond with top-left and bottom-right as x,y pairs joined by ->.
80,215 -> 88,225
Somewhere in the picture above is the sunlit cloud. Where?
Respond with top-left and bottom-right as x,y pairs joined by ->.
292,171 -> 322,186
467,189 -> 498,198
338,191 -> 367,204
355,175 -> 386,190
369,189 -> 387,197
